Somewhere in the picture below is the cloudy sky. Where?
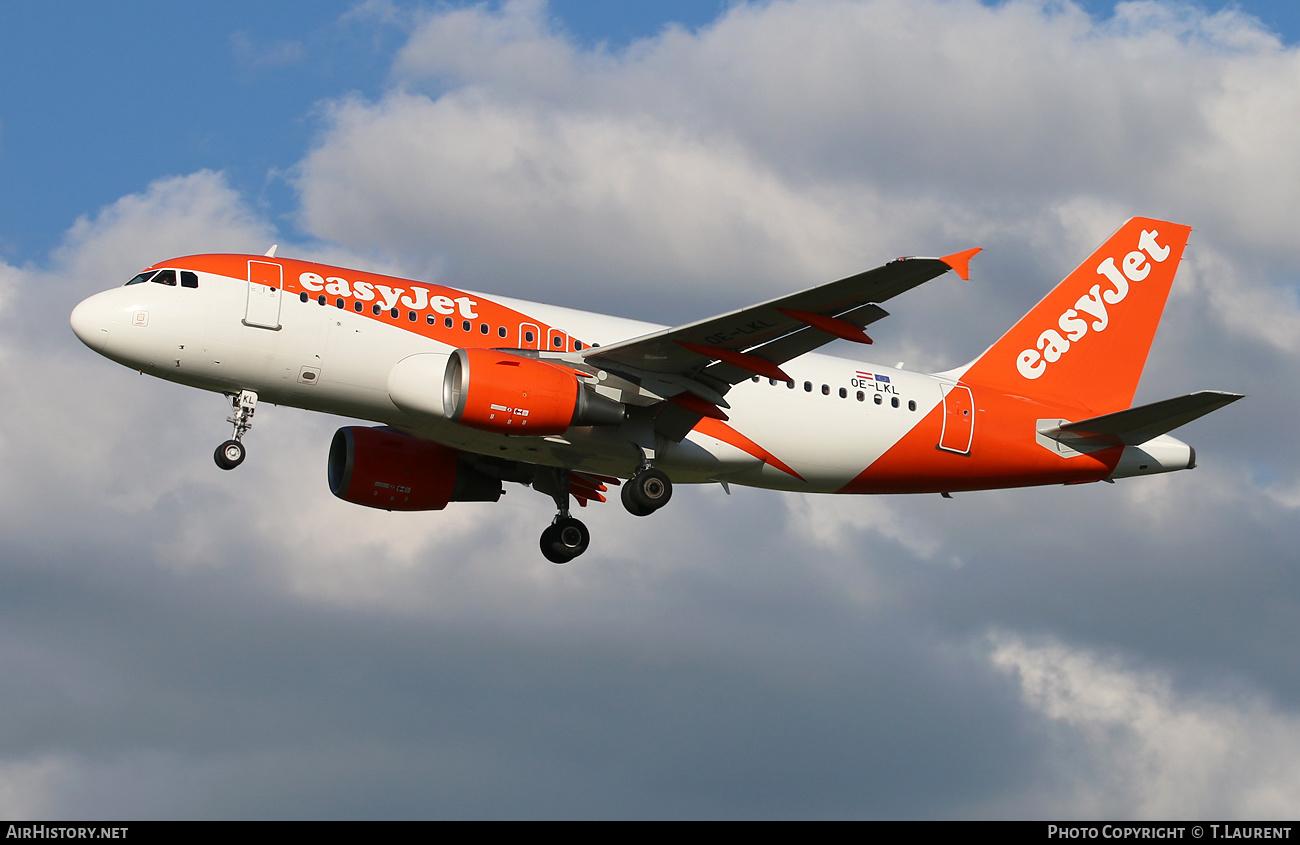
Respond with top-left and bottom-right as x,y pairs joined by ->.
2,0 -> 1299,819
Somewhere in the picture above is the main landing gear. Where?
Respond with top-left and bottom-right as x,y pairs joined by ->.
537,468 -> 591,564
533,463 -> 673,563
621,466 -> 672,517
214,389 -> 257,471
540,515 -> 590,564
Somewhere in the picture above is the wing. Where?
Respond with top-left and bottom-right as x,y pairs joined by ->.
576,250 -> 977,432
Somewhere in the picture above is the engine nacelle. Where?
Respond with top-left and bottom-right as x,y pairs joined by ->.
327,426 -> 502,511
388,352 -> 452,421
442,348 -> 624,435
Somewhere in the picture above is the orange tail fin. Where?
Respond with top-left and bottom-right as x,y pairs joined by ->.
959,217 -> 1191,415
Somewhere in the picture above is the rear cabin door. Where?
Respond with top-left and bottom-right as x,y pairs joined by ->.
938,383 -> 974,455
245,260 -> 283,329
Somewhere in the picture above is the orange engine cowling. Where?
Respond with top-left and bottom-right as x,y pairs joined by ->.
443,348 -> 624,435
328,426 -> 502,511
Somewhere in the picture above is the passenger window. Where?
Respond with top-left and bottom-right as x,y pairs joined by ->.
891,397 -> 899,408
856,391 -> 865,402
908,400 -> 917,411
408,311 -> 417,322
480,323 -> 489,335
427,314 -> 436,326
445,317 -> 454,328
299,292 -> 308,303
874,394 -> 883,405
152,270 -> 177,286
373,304 -> 382,316
180,271 -> 198,288
553,337 -> 563,348
839,388 -> 847,399
124,271 -> 156,286
804,381 -> 812,392
821,384 -> 830,395
354,302 -> 363,312
573,339 -> 582,350
525,330 -> 535,343
318,295 -> 327,306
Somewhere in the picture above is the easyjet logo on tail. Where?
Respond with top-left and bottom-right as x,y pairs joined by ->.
1016,229 -> 1171,380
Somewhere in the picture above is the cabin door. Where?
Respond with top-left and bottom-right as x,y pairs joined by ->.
938,383 -> 974,455
245,261 -> 283,329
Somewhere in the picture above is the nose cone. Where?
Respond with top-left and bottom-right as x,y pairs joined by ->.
70,295 -> 110,352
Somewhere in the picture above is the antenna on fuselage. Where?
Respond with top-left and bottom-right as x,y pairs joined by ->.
264,244 -> 279,258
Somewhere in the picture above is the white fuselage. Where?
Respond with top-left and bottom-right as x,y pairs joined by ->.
70,265 -> 949,492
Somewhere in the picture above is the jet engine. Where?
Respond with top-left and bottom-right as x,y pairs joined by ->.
327,426 -> 502,511
441,348 -> 624,435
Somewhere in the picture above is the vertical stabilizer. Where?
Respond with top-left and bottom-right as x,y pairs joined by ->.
959,218 -> 1190,415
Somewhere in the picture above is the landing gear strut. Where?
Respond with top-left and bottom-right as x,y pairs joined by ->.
622,466 -> 672,517
537,468 -> 590,564
214,389 -> 257,471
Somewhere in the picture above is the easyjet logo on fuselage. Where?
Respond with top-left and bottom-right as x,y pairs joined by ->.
1015,229 -> 1170,380
298,272 -> 480,319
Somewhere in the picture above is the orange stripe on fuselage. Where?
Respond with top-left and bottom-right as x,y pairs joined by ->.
156,254 -> 587,353
839,386 -> 1121,494
693,417 -> 805,482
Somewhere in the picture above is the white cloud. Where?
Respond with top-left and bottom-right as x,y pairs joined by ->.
53,170 -> 276,283
0,172 -> 277,543
297,91 -> 881,310
992,633 -> 1300,818
295,0 -> 1300,363
0,755 -> 63,819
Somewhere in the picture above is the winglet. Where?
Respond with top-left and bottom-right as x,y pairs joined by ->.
940,247 -> 981,281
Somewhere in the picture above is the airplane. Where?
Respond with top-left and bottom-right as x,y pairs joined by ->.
69,217 -> 1241,562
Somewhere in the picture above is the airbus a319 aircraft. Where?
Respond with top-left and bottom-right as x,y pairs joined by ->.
70,217 -> 1240,562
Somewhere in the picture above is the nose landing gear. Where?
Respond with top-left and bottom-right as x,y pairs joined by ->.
214,389 -> 257,471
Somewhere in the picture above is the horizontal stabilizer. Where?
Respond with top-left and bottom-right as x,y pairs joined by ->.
1039,390 -> 1244,447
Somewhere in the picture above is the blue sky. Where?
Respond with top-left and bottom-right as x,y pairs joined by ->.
4,0 -> 1300,820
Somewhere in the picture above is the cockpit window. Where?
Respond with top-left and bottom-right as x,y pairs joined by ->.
123,268 -> 198,288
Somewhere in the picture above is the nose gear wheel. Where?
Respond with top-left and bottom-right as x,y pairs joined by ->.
214,440 -> 246,470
